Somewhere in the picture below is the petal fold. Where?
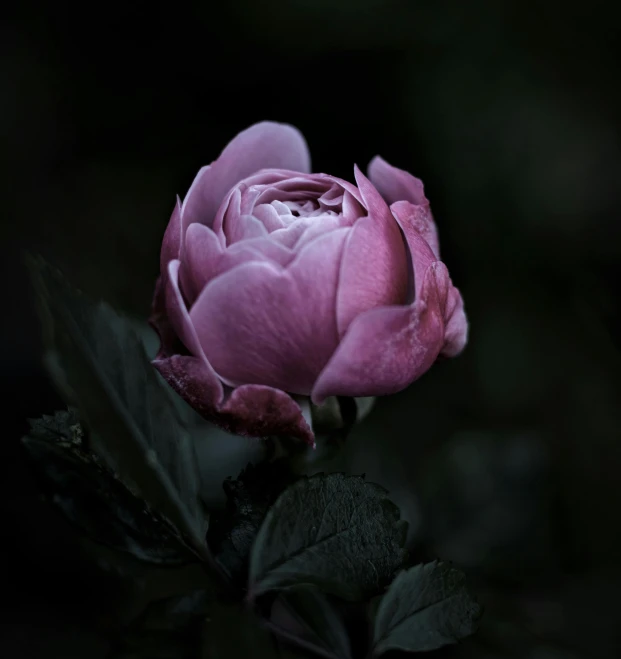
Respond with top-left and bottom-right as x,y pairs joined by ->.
335,166 -> 408,336
312,262 -> 450,404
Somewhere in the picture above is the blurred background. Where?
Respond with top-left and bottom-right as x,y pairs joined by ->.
2,1 -> 621,657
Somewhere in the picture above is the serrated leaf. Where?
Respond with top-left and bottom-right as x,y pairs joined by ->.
372,561 -> 481,655
27,256 -> 209,560
22,411 -> 193,565
207,460 -> 298,586
271,586 -> 352,659
249,473 -> 407,600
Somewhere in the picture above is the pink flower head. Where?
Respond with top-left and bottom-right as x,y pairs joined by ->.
151,122 -> 467,445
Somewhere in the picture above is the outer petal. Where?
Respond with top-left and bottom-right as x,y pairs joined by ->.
391,205 -> 438,299
190,229 -> 349,395
367,155 -> 427,206
149,273 -> 178,359
335,166 -> 408,337
153,356 -> 313,445
164,260 -> 213,363
390,200 -> 440,259
153,261 -> 315,444
160,197 -> 182,273
180,223 -> 224,303
312,262 -> 450,404
181,123 -> 311,233
153,355 -> 315,446
368,156 -> 441,258
441,285 -> 468,357
218,384 -> 314,445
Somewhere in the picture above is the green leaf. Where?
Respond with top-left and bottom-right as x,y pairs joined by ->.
207,460 -> 298,586
270,586 -> 352,659
27,256 -> 209,560
22,410 -> 193,565
372,561 -> 482,655
249,473 -> 407,600
201,603 -> 279,659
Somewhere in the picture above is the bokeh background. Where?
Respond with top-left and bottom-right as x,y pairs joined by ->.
2,1 -> 621,657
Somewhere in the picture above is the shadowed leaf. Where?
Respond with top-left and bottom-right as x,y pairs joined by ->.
373,561 -> 481,655
22,410 -> 194,565
249,473 -> 407,600
28,256 -> 209,560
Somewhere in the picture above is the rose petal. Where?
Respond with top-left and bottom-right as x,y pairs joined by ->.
181,122 -> 311,234
330,175 -> 364,204
160,196 -> 182,272
149,273 -> 178,359
390,200 -> 440,259
391,208 -> 438,300
335,166 -> 409,337
227,237 -> 294,267
367,155 -> 427,206
342,190 -> 366,224
312,262 -> 450,404
253,203 -> 288,231
294,215 -> 348,251
164,260 -> 210,360
211,169 -> 295,237
270,218 -> 317,248
180,223 -> 224,303
190,228 -> 349,395
153,354 -> 224,415
441,285 -> 468,357
226,214 -> 269,244
318,184 -> 344,209
152,356 -> 314,444
219,384 -> 314,445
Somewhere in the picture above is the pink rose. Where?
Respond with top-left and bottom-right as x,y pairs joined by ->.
151,122 -> 467,445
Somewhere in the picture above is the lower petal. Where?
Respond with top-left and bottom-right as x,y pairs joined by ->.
153,354 -> 223,413
219,384 -> 314,445
153,356 -> 313,444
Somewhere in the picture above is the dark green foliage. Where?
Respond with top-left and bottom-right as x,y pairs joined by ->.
22,410 -> 194,565
249,473 -> 408,600
28,256 -> 209,560
372,561 -> 482,655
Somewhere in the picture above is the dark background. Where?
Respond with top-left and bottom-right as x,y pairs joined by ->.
3,1 -> 621,657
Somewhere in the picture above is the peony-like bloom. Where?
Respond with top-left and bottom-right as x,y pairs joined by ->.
150,121 -> 467,445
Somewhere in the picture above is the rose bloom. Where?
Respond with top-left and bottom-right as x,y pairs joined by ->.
151,122 -> 467,445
